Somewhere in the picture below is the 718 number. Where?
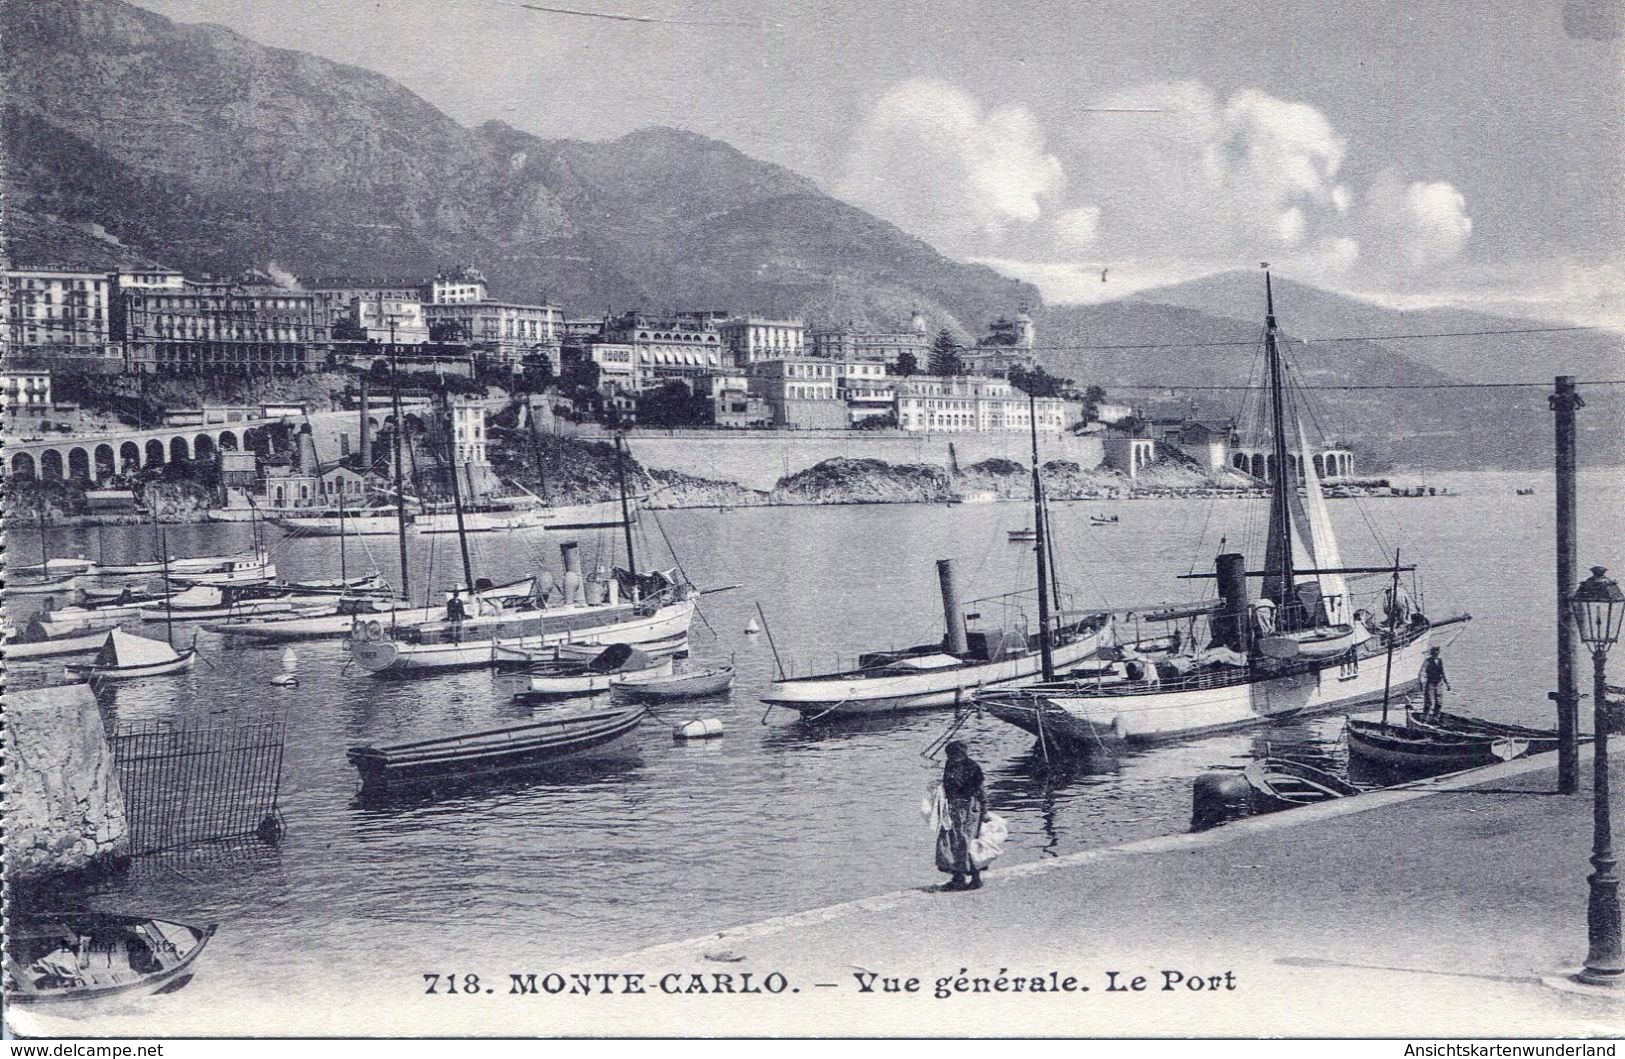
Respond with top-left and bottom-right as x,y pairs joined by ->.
424,973 -> 483,994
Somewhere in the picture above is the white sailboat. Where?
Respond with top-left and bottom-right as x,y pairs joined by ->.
978,272 -> 1466,748
65,628 -> 196,681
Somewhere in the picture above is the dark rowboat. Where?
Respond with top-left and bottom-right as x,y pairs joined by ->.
1007,528 -> 1038,542
346,705 -> 647,792
4,913 -> 216,1005
1242,757 -> 1362,814
1345,718 -> 1527,772
1407,709 -> 1568,753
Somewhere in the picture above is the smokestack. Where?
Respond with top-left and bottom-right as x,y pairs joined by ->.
359,374 -> 372,470
296,429 -> 319,474
560,541 -> 584,605
1214,552 -> 1251,653
937,558 -> 969,656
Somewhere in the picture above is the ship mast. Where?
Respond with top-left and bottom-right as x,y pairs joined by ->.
614,432 -> 637,578
1028,390 -> 1055,680
1261,269 -> 1298,626
388,348 -> 411,603
442,392 -> 476,595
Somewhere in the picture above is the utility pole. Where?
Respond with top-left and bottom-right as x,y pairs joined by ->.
1551,375 -> 1584,794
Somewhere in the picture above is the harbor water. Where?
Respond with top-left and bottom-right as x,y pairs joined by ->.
6,468 -> 1623,1024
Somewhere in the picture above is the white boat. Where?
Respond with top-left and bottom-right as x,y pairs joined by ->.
9,574 -> 80,597
30,605 -> 136,638
978,274 -> 1461,749
205,596 -> 411,640
414,498 -> 629,534
350,595 -> 696,676
4,620 -> 113,660
13,557 -> 95,577
515,645 -> 674,700
269,510 -> 401,537
494,630 -> 689,668
93,550 -> 264,577
613,664 -> 735,700
167,559 -> 277,587
65,629 -> 196,681
138,585 -> 298,622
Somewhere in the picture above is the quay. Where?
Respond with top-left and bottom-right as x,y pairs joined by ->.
601,749 -> 1624,1038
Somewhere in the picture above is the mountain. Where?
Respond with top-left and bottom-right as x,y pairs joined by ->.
1036,290 -> 1625,471
1127,271 -> 1623,385
0,0 -> 1034,334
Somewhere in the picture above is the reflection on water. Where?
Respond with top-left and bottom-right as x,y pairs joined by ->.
5,469 -> 1623,1014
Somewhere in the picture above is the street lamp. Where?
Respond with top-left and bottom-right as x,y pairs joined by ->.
1569,565 -> 1624,986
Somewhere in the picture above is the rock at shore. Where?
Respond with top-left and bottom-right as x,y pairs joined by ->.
771,457 -> 956,505
5,684 -> 131,886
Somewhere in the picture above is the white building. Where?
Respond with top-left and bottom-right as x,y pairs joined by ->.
719,316 -> 806,367
355,296 -> 429,345
5,267 -> 117,361
893,375 -> 1071,433
427,267 -> 489,304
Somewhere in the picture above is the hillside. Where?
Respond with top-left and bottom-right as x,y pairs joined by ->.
0,0 -> 1034,335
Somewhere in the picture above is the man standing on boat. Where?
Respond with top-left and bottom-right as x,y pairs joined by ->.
1420,646 -> 1450,719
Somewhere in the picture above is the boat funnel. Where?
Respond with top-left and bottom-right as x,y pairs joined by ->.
560,541 -> 584,605
1213,552 -> 1251,653
358,373 -> 372,471
937,558 -> 970,656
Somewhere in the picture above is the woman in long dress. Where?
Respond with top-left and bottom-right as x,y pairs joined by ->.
933,740 -> 986,891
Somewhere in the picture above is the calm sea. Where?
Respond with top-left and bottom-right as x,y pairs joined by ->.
6,468 -> 1622,1029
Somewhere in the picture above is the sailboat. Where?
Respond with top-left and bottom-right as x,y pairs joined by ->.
761,393 -> 1114,718
349,423 -> 694,676
64,628 -> 197,681
978,272 -> 1468,749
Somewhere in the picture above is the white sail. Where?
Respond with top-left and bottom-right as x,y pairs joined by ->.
1289,414 -> 1350,625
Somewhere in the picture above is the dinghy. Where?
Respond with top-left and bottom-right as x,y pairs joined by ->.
1345,717 -> 1526,772
65,629 -> 196,681
1406,708 -> 1569,753
346,704 -> 648,793
206,596 -> 409,641
1242,756 -> 1362,813
9,574 -> 80,597
613,664 -> 735,700
4,914 -> 216,1006
1007,528 -> 1038,542
515,644 -> 673,701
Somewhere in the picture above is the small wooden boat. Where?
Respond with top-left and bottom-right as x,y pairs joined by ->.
283,573 -> 388,594
492,631 -> 689,670
1007,528 -> 1038,542
346,704 -> 648,792
1089,514 -> 1120,525
13,557 -> 96,577
4,620 -> 114,660
1406,709 -> 1569,753
139,585 -> 298,622
1242,756 -> 1362,814
4,913 -> 217,1006
613,664 -> 735,700
65,629 -> 197,682
31,606 -> 132,638
516,645 -> 673,701
1345,717 -> 1526,772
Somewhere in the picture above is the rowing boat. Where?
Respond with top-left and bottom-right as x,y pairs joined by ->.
5,913 -> 216,1006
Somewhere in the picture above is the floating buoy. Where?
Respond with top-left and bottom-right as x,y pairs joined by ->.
270,672 -> 299,687
1190,771 -> 1251,832
674,717 -> 725,741
744,617 -> 761,635
271,647 -> 299,686
280,647 -> 299,671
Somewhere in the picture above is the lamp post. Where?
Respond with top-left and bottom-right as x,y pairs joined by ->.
1570,565 -> 1624,986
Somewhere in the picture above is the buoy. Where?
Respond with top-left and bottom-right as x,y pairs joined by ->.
744,617 -> 761,635
270,673 -> 299,687
674,717 -> 725,741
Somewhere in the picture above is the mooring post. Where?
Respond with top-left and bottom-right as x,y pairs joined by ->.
1550,375 -> 1584,795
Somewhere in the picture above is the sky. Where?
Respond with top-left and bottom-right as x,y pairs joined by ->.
132,0 -> 1625,327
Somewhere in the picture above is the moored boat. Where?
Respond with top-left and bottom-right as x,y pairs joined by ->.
1007,528 -> 1038,542
346,704 -> 648,793
515,645 -> 673,701
204,596 -> 410,640
1345,717 -> 1526,772
4,913 -> 216,1005
9,574 -> 80,597
1405,708 -> 1568,752
4,620 -> 114,660
64,628 -> 196,681
1242,756 -> 1362,813
612,664 -> 735,700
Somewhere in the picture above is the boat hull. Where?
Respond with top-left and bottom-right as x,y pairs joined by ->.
346,707 -> 646,792
613,666 -> 735,700
985,628 -> 1433,746
65,650 -> 197,682
350,600 -> 695,675
5,628 -> 113,659
268,515 -> 400,536
519,659 -> 674,700
5,915 -> 216,1006
1345,719 -> 1524,771
761,624 -> 1110,718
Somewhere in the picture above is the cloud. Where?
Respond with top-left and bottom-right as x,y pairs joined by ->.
1364,172 -> 1474,271
836,79 -> 1065,254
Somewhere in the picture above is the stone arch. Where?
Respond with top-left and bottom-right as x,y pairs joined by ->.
11,451 -> 36,479
93,443 -> 116,481
194,433 -> 216,461
1232,452 -> 1249,471
145,439 -> 166,467
68,447 -> 91,481
1265,454 -> 1276,482
39,448 -> 64,481
1250,453 -> 1266,479
1313,453 -> 1326,479
218,429 -> 239,451
169,436 -> 190,463
120,441 -> 141,473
